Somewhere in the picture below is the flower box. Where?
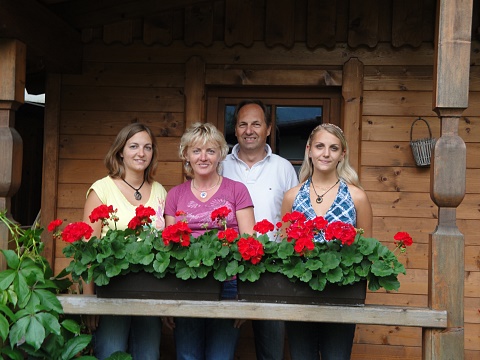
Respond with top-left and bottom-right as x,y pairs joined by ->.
237,272 -> 367,306
59,205 -> 412,301
96,272 -> 221,301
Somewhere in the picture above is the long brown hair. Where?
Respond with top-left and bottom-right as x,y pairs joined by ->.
104,123 -> 158,182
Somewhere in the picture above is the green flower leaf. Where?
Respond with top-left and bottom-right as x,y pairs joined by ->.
36,312 -> 61,336
371,261 -> 394,277
93,272 -> 111,286
355,260 -> 371,277
0,249 -> 20,269
378,275 -> 401,291
0,313 -> 9,342
61,318 -> 81,335
61,334 -> 93,360
340,244 -> 363,266
277,241 -> 294,259
319,251 -> 341,271
213,263 -> 228,282
125,242 -> 154,265
14,272 -> 30,308
308,274 -> 327,291
175,263 -> 194,280
153,252 -> 170,273
325,267 -> 343,283
357,237 -> 379,256
304,258 -> 322,271
226,260 -> 241,277
0,269 -> 16,291
34,289 -> 64,314
238,263 -> 263,282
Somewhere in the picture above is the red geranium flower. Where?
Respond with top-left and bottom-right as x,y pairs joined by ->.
237,236 -> 264,264
324,221 -> 357,246
127,217 -> 142,230
308,216 -> 328,231
293,236 -> 315,254
162,221 -> 192,246
210,206 -> 231,223
127,205 -> 156,230
135,205 -> 156,219
285,218 -> 314,244
394,232 -> 413,248
253,219 -> 274,234
282,211 -> 306,223
218,228 -> 238,243
48,219 -> 63,232
89,204 -> 115,223
61,222 -> 93,243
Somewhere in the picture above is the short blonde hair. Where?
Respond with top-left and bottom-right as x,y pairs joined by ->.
179,122 -> 229,178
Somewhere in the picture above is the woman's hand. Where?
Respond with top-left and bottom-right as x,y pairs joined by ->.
84,315 -> 100,331
162,316 -> 176,330
233,319 -> 246,328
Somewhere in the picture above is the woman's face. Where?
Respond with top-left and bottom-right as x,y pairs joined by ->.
307,129 -> 345,172
186,141 -> 221,177
120,131 -> 153,173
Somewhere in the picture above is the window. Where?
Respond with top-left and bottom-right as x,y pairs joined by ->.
207,87 -> 342,171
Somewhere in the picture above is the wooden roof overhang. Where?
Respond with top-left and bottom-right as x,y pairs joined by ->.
0,1 -> 475,359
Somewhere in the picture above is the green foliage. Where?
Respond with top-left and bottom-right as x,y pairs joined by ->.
0,210 -> 94,359
261,234 -> 407,292
65,226 -> 264,288
64,222 -> 407,294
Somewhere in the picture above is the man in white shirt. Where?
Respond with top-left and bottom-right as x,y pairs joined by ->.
223,99 -> 299,360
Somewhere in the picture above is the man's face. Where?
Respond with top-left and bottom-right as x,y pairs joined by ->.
235,104 -> 271,152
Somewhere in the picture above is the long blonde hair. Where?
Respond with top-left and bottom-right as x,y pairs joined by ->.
298,123 -> 362,188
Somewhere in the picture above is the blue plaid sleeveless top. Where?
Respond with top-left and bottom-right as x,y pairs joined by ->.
292,178 -> 356,241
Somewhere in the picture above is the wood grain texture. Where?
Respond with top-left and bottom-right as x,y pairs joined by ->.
58,295 -> 447,328
224,0 -> 255,47
265,0 -> 295,48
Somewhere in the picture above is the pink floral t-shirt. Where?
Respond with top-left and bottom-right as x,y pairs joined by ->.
165,177 -> 253,237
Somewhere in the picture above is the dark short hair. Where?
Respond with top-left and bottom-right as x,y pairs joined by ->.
233,99 -> 271,127
104,123 -> 158,182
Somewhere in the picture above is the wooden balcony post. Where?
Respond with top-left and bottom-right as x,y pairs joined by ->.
185,56 -> 205,127
423,0 -> 473,359
342,58 -> 363,172
0,39 -> 25,269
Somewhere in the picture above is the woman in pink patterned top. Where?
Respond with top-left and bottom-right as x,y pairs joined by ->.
163,122 -> 255,360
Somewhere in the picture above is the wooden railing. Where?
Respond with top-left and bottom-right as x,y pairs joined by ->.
59,295 -> 447,329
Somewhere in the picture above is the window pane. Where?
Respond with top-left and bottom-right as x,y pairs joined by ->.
275,106 -> 322,160
225,105 -> 236,152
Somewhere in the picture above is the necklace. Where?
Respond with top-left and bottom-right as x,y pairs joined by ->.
122,178 -> 145,200
192,176 -> 221,199
311,178 -> 340,204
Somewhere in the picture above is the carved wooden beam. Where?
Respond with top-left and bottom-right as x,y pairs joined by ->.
0,39 -> 25,270
0,0 -> 82,74
423,0 -> 473,359
49,0 -> 210,29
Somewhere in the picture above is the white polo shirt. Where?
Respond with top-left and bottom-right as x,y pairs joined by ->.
222,144 -> 299,241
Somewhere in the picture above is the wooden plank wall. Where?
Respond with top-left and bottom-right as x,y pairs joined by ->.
360,63 -> 480,359
53,43 -> 480,360
49,1 -> 480,359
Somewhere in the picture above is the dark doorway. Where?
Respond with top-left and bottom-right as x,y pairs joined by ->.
11,103 -> 44,227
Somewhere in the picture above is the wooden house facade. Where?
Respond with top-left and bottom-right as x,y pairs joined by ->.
0,0 -> 479,359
